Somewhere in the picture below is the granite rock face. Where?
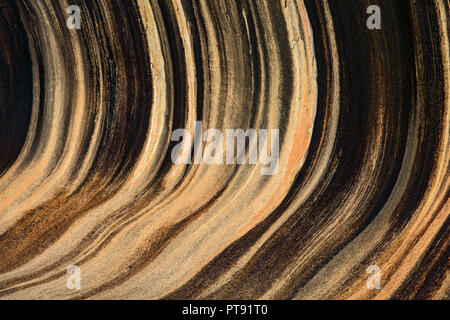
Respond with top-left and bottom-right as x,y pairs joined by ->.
0,0 -> 448,300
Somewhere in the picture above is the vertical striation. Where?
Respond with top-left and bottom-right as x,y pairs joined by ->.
0,0 -> 448,300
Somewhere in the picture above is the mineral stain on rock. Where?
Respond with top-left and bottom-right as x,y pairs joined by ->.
0,0 -> 448,300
